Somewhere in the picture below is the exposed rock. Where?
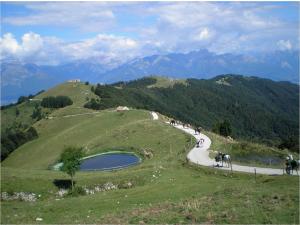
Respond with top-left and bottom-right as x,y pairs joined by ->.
1,192 -> 37,202
57,189 -> 68,197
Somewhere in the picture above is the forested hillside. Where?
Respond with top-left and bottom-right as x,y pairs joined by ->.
86,75 -> 299,150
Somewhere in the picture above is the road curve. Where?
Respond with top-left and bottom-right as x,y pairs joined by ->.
161,118 -> 297,176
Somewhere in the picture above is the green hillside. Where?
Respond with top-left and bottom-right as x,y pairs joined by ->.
86,75 -> 299,151
1,77 -> 299,224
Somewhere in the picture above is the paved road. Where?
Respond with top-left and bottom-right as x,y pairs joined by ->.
160,118 -> 297,176
151,111 -> 159,120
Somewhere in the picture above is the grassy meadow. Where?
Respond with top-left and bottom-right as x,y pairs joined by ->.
1,82 -> 299,224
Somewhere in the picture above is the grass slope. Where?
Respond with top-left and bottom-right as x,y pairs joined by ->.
3,109 -> 192,169
1,82 -> 98,131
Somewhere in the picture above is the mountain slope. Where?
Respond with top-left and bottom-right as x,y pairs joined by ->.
88,75 -> 299,149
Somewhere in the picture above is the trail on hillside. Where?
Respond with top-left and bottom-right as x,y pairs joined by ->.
174,123 -> 298,175
149,111 -> 297,176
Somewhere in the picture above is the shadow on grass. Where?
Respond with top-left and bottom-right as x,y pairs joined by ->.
53,179 -> 75,189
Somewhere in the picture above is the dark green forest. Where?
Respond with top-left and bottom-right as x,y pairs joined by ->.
1,126 -> 38,161
41,96 -> 73,108
85,75 -> 299,151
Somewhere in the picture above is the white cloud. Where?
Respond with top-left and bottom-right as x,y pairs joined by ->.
3,2 -> 116,32
0,32 -> 43,60
1,2 -> 298,65
0,32 -> 141,67
0,33 -> 19,54
277,40 -> 292,51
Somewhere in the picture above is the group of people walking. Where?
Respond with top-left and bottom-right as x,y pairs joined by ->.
214,152 -> 231,168
169,118 -> 299,175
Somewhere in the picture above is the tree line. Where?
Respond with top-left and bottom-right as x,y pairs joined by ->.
41,96 -> 73,108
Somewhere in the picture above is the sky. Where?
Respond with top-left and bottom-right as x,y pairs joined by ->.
0,1 -> 299,68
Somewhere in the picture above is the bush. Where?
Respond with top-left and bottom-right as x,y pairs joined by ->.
85,81 -> 89,85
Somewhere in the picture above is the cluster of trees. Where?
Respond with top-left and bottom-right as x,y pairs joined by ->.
84,98 -> 101,110
213,120 -> 232,137
85,76 -> 299,151
41,96 -> 73,108
1,127 -> 38,161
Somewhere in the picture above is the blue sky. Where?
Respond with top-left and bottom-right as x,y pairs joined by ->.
1,2 -> 299,67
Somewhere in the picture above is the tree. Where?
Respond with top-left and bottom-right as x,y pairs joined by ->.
213,120 -> 232,137
219,120 -> 232,137
85,81 -> 89,85
60,147 -> 83,190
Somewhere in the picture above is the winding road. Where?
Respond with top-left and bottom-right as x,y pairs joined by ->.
150,112 -> 298,176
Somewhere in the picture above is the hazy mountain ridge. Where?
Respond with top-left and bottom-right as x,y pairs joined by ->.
1,49 -> 298,104
101,50 -> 299,83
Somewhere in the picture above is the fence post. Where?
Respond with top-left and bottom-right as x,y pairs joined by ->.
254,168 -> 256,183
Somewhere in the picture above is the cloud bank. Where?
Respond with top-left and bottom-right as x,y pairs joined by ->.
1,2 -> 298,66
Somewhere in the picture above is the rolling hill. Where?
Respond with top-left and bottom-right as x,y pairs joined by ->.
86,75 -> 299,150
1,78 -> 299,224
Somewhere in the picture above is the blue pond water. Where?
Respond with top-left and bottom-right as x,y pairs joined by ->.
80,153 -> 140,171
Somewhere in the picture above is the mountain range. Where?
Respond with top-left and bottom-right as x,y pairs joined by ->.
1,49 -> 298,105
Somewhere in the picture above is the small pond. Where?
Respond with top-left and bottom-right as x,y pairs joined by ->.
80,152 -> 141,171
